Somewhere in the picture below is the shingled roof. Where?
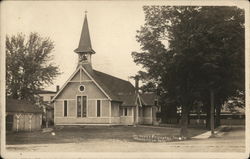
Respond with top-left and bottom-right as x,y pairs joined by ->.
140,93 -> 158,106
92,69 -> 137,106
6,98 -> 43,113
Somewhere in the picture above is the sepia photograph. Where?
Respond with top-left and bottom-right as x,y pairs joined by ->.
0,0 -> 249,158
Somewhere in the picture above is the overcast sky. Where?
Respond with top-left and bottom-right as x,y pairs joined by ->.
3,1 -> 247,91
3,1 -> 146,91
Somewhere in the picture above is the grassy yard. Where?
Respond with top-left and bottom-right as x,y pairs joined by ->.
6,125 -> 206,145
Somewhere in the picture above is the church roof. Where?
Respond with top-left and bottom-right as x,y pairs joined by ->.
92,70 -> 137,105
74,14 -> 95,54
140,93 -> 158,106
52,65 -> 138,106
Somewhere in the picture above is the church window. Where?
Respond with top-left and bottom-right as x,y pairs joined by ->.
79,85 -> 85,92
124,108 -> 128,116
97,100 -> 101,117
64,100 -> 68,117
77,96 -> 87,117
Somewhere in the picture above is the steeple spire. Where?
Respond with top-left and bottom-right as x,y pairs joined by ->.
74,11 -> 95,54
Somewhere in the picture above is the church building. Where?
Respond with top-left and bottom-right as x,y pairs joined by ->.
52,13 -> 160,125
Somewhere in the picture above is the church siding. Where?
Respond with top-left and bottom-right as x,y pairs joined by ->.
87,100 -> 96,117
54,99 -> 111,124
119,107 -> 134,125
68,100 -> 76,117
55,101 -> 63,117
71,69 -> 91,82
54,117 -> 110,124
101,100 -> 109,117
111,102 -> 120,117
57,82 -> 107,99
111,102 -> 120,124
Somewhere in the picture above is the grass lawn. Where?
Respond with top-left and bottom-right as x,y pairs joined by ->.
6,125 -> 206,145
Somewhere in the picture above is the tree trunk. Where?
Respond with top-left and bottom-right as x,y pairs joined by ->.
188,113 -> 190,125
205,104 -> 211,129
215,104 -> 221,128
180,105 -> 189,137
210,89 -> 215,136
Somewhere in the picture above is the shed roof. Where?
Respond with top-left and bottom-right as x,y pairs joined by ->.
6,98 -> 43,113
36,90 -> 57,94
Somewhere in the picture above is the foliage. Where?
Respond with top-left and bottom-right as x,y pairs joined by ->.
224,90 -> 245,113
132,6 -> 245,136
6,32 -> 60,101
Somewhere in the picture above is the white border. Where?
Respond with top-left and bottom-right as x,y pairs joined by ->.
1,1 -> 249,159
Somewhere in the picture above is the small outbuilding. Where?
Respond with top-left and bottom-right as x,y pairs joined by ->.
140,93 -> 161,125
6,98 -> 43,132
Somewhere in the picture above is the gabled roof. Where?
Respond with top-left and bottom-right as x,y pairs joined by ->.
52,65 -> 138,106
74,14 -> 95,54
140,93 -> 158,106
118,94 -> 138,106
52,66 -> 112,101
92,70 -> 136,101
86,68 -> 138,106
6,98 -> 43,113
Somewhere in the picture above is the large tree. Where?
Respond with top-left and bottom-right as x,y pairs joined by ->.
132,6 -> 244,137
6,32 -> 60,101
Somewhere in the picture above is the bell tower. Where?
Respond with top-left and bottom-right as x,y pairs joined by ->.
74,11 -> 95,68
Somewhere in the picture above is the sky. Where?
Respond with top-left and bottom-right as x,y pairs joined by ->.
2,1 -> 248,92
3,1 -> 146,91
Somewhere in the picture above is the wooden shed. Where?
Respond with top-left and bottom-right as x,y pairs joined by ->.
6,98 -> 43,132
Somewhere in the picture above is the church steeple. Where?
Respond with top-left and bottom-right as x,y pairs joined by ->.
75,11 -> 95,68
